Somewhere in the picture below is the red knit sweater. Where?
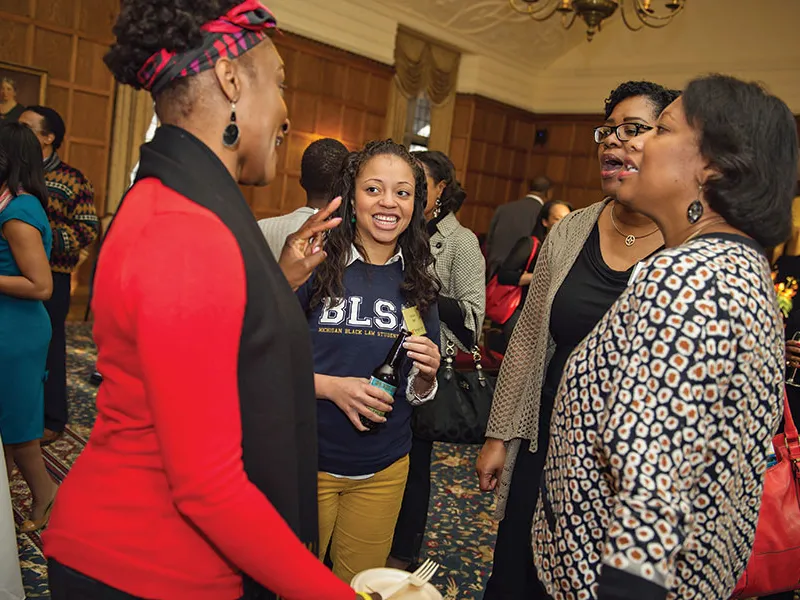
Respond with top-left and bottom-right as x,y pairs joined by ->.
44,180 -> 354,600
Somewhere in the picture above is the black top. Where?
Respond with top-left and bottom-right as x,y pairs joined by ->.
497,235 -> 541,307
0,103 -> 25,123
538,225 -> 637,442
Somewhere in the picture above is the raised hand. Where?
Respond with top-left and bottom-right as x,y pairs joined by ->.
279,196 -> 342,290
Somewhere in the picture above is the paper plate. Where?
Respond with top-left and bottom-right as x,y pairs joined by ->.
351,567 -> 443,600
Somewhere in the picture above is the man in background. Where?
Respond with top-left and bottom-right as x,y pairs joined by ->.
485,175 -> 552,279
259,137 -> 348,259
19,106 -> 99,445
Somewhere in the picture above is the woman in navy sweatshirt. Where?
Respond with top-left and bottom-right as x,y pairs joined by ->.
297,139 -> 442,583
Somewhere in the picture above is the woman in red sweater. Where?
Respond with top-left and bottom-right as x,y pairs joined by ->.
43,2 -> 380,599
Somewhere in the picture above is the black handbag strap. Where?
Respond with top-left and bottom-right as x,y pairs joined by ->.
443,340 -> 489,387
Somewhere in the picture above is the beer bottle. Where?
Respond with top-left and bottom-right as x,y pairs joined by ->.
360,329 -> 410,430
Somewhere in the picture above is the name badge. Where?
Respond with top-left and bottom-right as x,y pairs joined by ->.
402,305 -> 426,336
627,261 -> 645,286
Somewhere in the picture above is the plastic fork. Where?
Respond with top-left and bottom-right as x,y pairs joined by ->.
373,559 -> 440,599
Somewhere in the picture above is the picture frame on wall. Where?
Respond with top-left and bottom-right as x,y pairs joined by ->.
0,61 -> 48,124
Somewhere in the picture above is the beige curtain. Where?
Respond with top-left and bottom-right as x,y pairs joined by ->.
106,86 -> 155,218
72,86 -> 154,293
386,29 -> 460,152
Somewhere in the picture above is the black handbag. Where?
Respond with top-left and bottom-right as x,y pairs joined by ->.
411,341 -> 496,444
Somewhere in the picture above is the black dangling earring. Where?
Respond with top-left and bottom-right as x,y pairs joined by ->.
222,102 -> 240,149
687,200 -> 704,224
687,185 -> 704,224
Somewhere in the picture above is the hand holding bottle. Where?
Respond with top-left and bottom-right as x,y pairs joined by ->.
316,375 -> 394,432
403,335 -> 441,388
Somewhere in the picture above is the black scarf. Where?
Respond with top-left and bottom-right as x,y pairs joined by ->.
109,126 -> 319,600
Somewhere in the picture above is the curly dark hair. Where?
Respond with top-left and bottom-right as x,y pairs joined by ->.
683,74 -> 798,248
0,122 -> 49,210
311,140 -> 440,315
105,0 -> 241,88
604,80 -> 681,120
412,150 -> 467,215
104,0 -> 271,121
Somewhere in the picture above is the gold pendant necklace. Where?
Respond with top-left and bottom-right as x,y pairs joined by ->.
610,202 -> 659,247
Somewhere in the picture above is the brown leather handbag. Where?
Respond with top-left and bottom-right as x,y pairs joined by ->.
731,390 -> 800,597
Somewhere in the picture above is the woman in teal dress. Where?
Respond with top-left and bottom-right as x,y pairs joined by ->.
0,122 -> 58,533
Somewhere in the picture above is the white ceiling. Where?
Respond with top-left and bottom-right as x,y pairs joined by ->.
366,0 -> 586,69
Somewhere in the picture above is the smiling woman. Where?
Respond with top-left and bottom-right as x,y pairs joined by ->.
297,139 -> 442,583
477,80 -> 680,600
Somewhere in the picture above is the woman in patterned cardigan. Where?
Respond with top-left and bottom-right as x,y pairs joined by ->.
389,150 -> 485,570
477,81 -> 680,599
532,75 -> 796,599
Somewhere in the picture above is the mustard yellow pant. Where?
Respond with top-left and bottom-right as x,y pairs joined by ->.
317,454 -> 410,583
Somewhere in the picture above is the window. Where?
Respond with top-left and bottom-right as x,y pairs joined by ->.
404,93 -> 431,151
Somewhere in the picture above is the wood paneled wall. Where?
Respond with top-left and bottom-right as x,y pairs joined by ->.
0,0 -> 118,213
449,94 -> 605,234
241,32 -> 394,220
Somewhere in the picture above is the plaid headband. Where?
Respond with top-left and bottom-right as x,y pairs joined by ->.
136,0 -> 277,95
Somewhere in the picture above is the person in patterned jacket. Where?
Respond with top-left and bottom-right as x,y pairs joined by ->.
532,75 -> 797,600
18,106 -> 99,445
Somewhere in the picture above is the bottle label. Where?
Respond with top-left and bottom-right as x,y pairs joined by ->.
368,377 -> 396,416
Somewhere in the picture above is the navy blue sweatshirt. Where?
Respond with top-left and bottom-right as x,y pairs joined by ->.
297,258 -> 440,476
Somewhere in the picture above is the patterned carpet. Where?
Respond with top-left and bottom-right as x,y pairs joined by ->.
13,322 -> 499,599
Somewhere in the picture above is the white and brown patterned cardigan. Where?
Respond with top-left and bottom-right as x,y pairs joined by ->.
486,199 -> 608,518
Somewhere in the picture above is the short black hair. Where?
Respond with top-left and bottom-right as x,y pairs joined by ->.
529,175 -> 551,194
0,122 -> 50,209
25,105 -> 66,150
412,150 -> 466,214
604,81 -> 681,120
300,138 -> 349,200
683,74 -> 798,248
532,200 -> 573,240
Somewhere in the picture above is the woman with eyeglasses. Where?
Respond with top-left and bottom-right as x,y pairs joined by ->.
533,73 -> 794,600
476,81 -> 679,600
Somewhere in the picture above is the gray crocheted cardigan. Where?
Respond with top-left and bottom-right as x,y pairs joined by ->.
485,199 -> 607,519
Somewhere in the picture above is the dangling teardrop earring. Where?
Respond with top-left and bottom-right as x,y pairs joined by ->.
222,102 -> 240,149
350,203 -> 356,224
687,200 -> 704,224
687,184 -> 704,224
432,197 -> 442,219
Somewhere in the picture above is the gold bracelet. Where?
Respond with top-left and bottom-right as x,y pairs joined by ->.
356,592 -> 373,600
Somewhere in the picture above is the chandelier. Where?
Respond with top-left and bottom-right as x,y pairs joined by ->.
509,0 -> 686,41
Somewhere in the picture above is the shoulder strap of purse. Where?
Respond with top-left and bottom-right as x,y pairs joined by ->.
523,236 -> 540,271
783,388 -> 800,475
